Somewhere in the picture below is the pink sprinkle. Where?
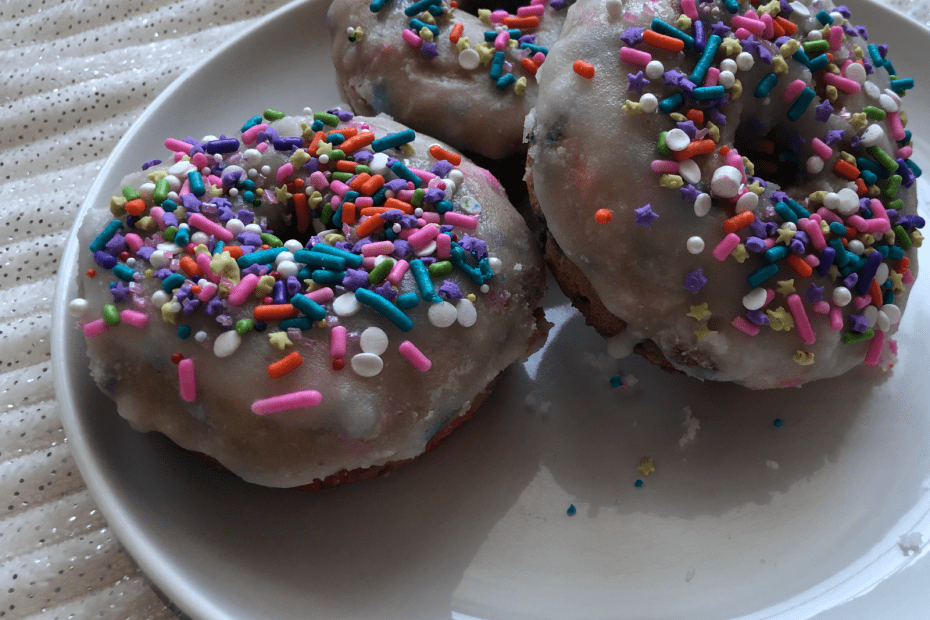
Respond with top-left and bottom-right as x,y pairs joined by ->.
164,138 -> 192,153
83,318 -> 109,337
760,13 -> 774,38
865,329 -> 885,365
764,237 -> 776,250
853,295 -> 872,310
803,254 -> 820,268
812,300 -> 830,314
817,207 -> 843,225
811,137 -> 833,159
252,390 -> 322,415
681,0 -> 699,20
887,111 -> 906,141
362,240 -> 395,256
197,282 -> 218,302
830,306 -> 844,330
361,256 -> 376,270
903,271 -> 915,285
119,309 -> 148,328
444,212 -> 479,230
494,30 -> 510,51
409,167 -> 437,184
436,232 -> 451,258
178,358 -> 196,402
207,174 -> 222,188
256,142 -> 269,154
228,273 -> 259,306
847,214 -> 890,234
650,160 -> 679,173
397,189 -> 415,202
309,171 -> 329,191
307,287 -> 334,304
402,29 -> 423,48
763,288 -> 776,308
188,213 -> 234,243
704,67 -> 720,87
420,211 -> 441,224
801,218 -> 827,250
732,316 -> 760,336
787,294 -> 816,344
829,26 -> 843,51
241,123 -> 267,145
276,162 -> 294,184
399,341 -> 432,371
192,152 -> 209,169
331,325 -> 347,359
619,47 -> 652,67
734,27 -> 753,40
898,145 -> 914,159
387,259 -> 410,286
490,9 -> 508,22
173,152 -> 184,163
890,339 -> 899,355
712,233 -> 740,261
822,71 -> 861,94
124,233 -> 143,253
533,51 -> 546,65
408,224 -> 441,249
329,180 -> 350,197
150,206 -> 166,229
356,196 -> 374,208
195,253 -> 220,283
724,150 -> 746,182
518,4 -> 544,16
783,79 -> 808,103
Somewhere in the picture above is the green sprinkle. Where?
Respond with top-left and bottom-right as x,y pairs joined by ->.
153,178 -> 170,205
842,328 -> 875,344
863,106 -> 886,120
313,111 -> 339,127
122,186 -> 140,201
263,109 -> 286,121
657,131 -> 671,156
883,174 -> 902,199
803,40 -> 829,55
102,304 -> 121,327
867,145 -> 899,173
260,233 -> 283,248
331,171 -> 354,182
411,188 -> 426,207
428,260 -> 453,277
368,258 -> 395,284
887,198 -> 904,209
235,319 -> 255,335
164,226 -> 178,242
894,225 -> 913,250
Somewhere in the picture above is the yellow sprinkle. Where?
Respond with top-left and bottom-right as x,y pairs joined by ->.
746,181 -> 765,195
776,227 -> 796,245
515,76 -> 527,96
146,170 -> 168,182
456,36 -> 471,51
161,302 -> 178,325
867,185 -> 881,198
275,185 -> 293,203
476,42 -> 494,65
860,233 -> 875,247
687,303 -> 711,321
826,85 -> 839,101
854,45 -> 864,58
888,270 -> 905,293
622,100 -> 644,116
720,38 -> 742,56
109,196 -> 127,216
705,121 -> 721,142
766,307 -> 794,332
300,121 -> 315,141
759,0 -> 781,15
420,11 -> 435,25
478,8 -> 491,24
827,63 -> 841,75
793,351 -> 815,365
900,111 -> 908,127
637,456 -> 655,476
676,15 -> 692,29
307,190 -> 323,209
210,253 -> 241,287
207,184 -> 223,198
399,143 -> 415,156
193,244 -> 210,256
508,39 -> 518,48
820,220 -> 831,235
255,275 -> 275,298
742,156 -> 755,177
808,190 -> 828,204
353,27 -> 364,41
467,293 -> 477,302
849,112 -> 868,130
827,264 -> 841,280
290,149 -> 312,168
660,174 -> 684,189
144,269 -> 154,279
315,319 -> 328,328
694,325 -> 715,342
779,40 -> 801,57
134,216 -> 157,231
419,26 -> 434,42
315,141 -> 333,156
731,243 -> 749,263
772,56 -> 789,75
776,279 -> 796,295
912,229 -> 924,247
669,112 -> 687,122
324,232 -> 346,244
840,150 -> 856,164
730,79 -> 743,100
268,332 -> 293,351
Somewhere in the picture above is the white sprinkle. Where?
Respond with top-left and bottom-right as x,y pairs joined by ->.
333,292 -> 361,316
743,288 -> 767,311
359,327 -> 389,355
832,286 -> 852,307
351,353 -> 384,377
455,298 -> 478,327
686,236 -> 705,254
428,301 -> 458,327
68,298 -> 89,317
645,60 -> 665,79
735,191 -> 759,213
640,93 -> 659,113
710,165 -> 742,198
459,48 -> 481,70
694,192 -> 712,217
213,330 -> 242,357
665,128 -> 690,151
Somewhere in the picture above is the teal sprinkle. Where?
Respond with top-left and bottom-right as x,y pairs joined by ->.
651,18 -> 694,48
280,317 -> 314,331
773,203 -> 797,224
658,93 -> 683,113
161,272 -> 186,294
390,160 -> 423,187
410,259 -> 440,303
304,245 -> 361,268
692,86 -> 725,101
787,87 -> 816,121
177,325 -> 192,339
355,288 -> 413,331
748,263 -> 779,288
161,199 -> 177,212
489,51 -> 505,81
369,0 -> 388,13
785,198 -> 810,218
829,222 -> 847,236
723,0 -> 738,13
90,220 -> 125,253
396,291 -> 420,310
816,9 -> 833,24
867,44 -> 884,67
906,159 -> 922,178
404,0 -> 440,16
520,42 -> 548,55
187,170 -> 206,197
774,418 -> 783,427
754,73 -> 779,98
609,376 -> 624,388
689,34 -> 721,84
496,73 -> 517,90
409,18 -> 439,36
370,128 -> 416,152
890,77 -> 914,92
634,480 -> 644,488
113,263 -> 136,282
311,269 -> 345,286
567,504 -> 577,516
291,293 -> 327,321
764,244 -> 790,263
240,115 -> 262,133
237,247 -> 285,269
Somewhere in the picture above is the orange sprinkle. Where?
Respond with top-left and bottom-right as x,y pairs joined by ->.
671,139 -> 716,161
307,131 -> 327,156
355,214 -> 386,238
253,304 -> 300,322
359,206 -> 393,216
572,59 -> 595,79
642,29 -> 685,53
179,255 -> 203,278
521,57 -> 539,75
293,178 -> 304,189
869,278 -> 882,306
854,177 -> 868,196
722,211 -> 755,234
267,352 -> 304,379
428,144 -> 462,166
594,208 -> 613,224
342,202 -> 357,225
350,172 -> 371,192
833,159 -> 860,181
360,174 -> 385,195
329,127 -> 357,139
786,254 -> 813,278
86,269 -> 96,278
844,225 -> 859,240
685,109 -> 704,125
335,159 -> 358,173
772,19 -> 786,38
190,285 -> 201,295
502,15 -> 539,29
719,145 -> 730,157
293,192 -> 310,233
896,256 -> 910,274
449,23 -> 464,43
384,197 -> 415,214
223,246 -> 244,259
125,199 -> 147,216
774,16 -> 797,35
339,132 -> 375,155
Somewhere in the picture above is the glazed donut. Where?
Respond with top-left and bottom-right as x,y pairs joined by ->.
527,0 -> 923,388
73,109 -> 548,488
328,0 -> 572,160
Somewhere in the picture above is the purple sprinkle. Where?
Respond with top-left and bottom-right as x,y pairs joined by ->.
181,193 -> 202,211
255,127 -> 280,143
420,41 -> 439,60
627,71 -> 650,93
424,188 -> 445,203
431,160 -> 454,177
136,246 -> 155,261
374,281 -> 398,301
850,135 -> 862,149
834,4 -> 851,18
710,21 -> 731,37
620,27 -> 643,47
380,208 -> 405,222
141,159 -> 162,170
303,158 -> 321,174
850,314 -> 869,333
460,234 -> 488,260
241,263 -> 267,277
824,129 -> 845,146
392,239 -> 413,258
104,234 -> 127,255
806,283 -> 825,303
745,237 -> 768,253
237,231 -> 262,247
273,137 -> 302,151
843,272 -> 859,288
856,25 -> 868,41
663,69 -> 686,87
550,0 -> 567,9
680,184 -> 700,203
746,310 -> 770,326
236,209 -> 255,225
634,204 -> 658,228
342,268 -> 370,292
518,34 -> 536,44
353,150 -> 373,164
93,250 -> 117,269
815,99 -> 834,122
684,268 -> 707,294
110,282 -> 131,303
438,280 -> 464,300
676,120 -> 697,139
878,43 -> 888,60
154,268 -> 173,280
385,178 -> 408,192
286,276 -> 302,297
329,109 -> 355,122
205,297 -> 224,316
779,0 -> 793,16
181,298 -> 201,315
272,280 -> 287,305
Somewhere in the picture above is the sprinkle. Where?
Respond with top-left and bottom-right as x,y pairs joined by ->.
642,30 -> 685,53
355,288 -> 414,331
573,60 -> 595,79
267,352 -> 303,379
399,340 -> 432,371
634,204 -> 659,228
252,390 -> 322,415
178,358 -> 196,402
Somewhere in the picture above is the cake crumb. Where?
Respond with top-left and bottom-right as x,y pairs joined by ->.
766,460 -> 779,470
678,406 -> 700,447
898,532 -> 923,555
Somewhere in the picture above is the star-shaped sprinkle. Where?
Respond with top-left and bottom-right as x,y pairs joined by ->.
815,99 -> 834,122
275,185 -> 293,204
776,279 -> 796,295
268,331 -> 293,350
776,227 -> 797,244
772,56 -> 789,75
740,36 -> 761,55
824,129 -> 845,146
684,268 -> 707,294
849,112 -> 869,130
912,230 -> 924,248
635,203 -> 659,228
290,149 -> 312,167
806,283 -> 825,303
850,313 -> 869,332
888,270 -> 906,293
711,21 -> 732,37
110,281 -> 131,303
663,68 -> 687,87
793,351 -> 815,365
695,325 -> 715,342
620,27 -> 643,47
732,244 -> 749,263
315,140 -> 333,156
627,71 -> 649,93
746,181 -> 765,195
687,303 -> 711,321
638,456 -> 655,476
766,307 -> 795,331
680,184 -> 701,203
720,37 -> 743,56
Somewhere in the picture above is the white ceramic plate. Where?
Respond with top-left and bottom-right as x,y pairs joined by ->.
52,0 -> 930,618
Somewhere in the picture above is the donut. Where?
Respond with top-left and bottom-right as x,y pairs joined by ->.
73,109 -> 548,488
328,0 -> 573,160
526,0 -> 923,389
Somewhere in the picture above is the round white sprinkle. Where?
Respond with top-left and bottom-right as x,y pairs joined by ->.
428,301 -> 458,327
881,303 -> 902,324
448,169 -> 465,187
875,263 -> 890,287
844,62 -> 866,84
149,250 -> 171,269
213,330 -> 242,357
244,149 -> 263,166
863,305 -> 879,327
150,290 -> 170,307
195,331 -> 208,343
719,58 -> 737,73
168,161 -> 195,176
823,192 -> 840,210
190,232 -> 209,246
488,256 -> 503,274
861,124 -> 885,147
847,239 -> 865,255
276,260 -> 299,278
359,327 -> 389,355
351,353 -> 384,377
225,218 -> 246,235
735,191 -> 759,213
807,156 -> 824,174
333,292 -> 361,316
789,1 -> 810,17
261,165 -> 271,176
864,81 -> 881,99
836,188 -> 860,216
284,239 -> 304,253
275,251 -> 295,266
718,70 -> 736,89
370,152 -> 390,175
645,60 -> 665,79
415,240 -> 437,257
138,182 -> 156,200
318,154 -> 330,165
694,192 -> 712,217
743,288 -> 768,311
711,165 -> 742,198
68,298 -> 89,317
686,236 -> 705,254
879,93 -> 899,113
455,298 -> 478,327
876,310 -> 891,332
678,159 -> 701,184
459,48 -> 481,70
665,128 -> 690,151
832,286 -> 852,307
244,223 -> 263,234
735,52 -> 754,71
640,93 -> 659,113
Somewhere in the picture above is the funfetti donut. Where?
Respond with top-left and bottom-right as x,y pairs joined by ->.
72,109 -> 548,489
328,0 -> 573,160
526,0 -> 923,389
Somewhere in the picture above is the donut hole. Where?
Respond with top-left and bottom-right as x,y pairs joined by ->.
733,117 -> 809,192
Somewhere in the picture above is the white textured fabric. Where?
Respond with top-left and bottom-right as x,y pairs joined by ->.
0,0 -> 927,618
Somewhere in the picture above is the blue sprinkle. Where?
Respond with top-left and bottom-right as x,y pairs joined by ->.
177,325 -> 192,339
634,480 -> 644,488
567,504 -> 577,516
774,418 -> 783,427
